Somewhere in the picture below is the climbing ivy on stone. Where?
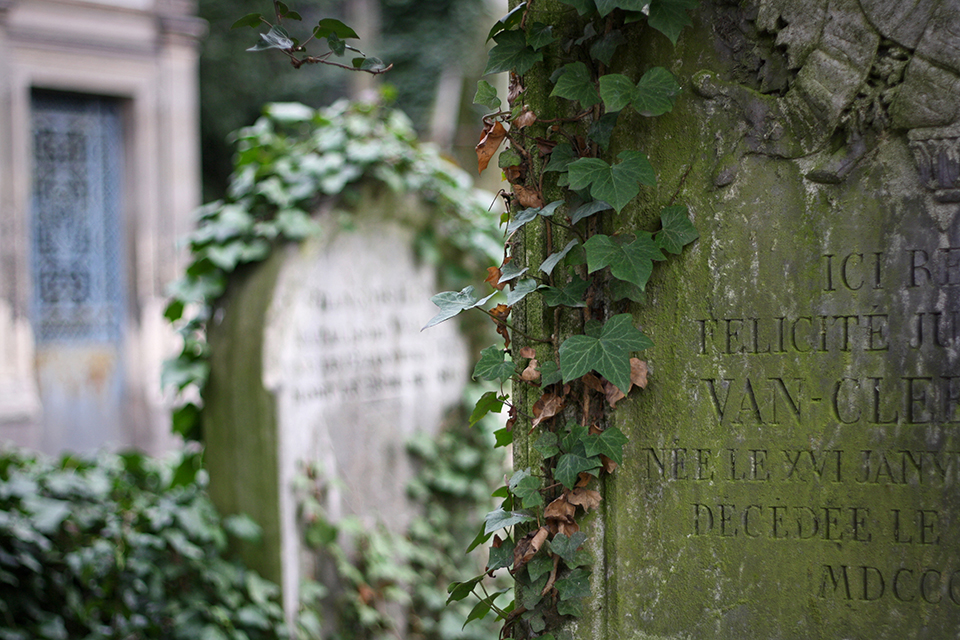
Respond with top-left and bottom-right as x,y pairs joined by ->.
429,2 -> 699,638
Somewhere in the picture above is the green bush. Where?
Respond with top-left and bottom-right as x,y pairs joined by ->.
0,448 -> 287,640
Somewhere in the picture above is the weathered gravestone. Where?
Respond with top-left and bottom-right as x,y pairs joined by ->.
202,191 -> 470,618
517,1 -> 960,638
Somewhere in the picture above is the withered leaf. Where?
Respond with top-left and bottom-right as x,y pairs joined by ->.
521,359 -> 541,383
575,472 -> 592,488
604,380 -> 626,407
582,373 -> 604,394
490,303 -> 512,348
519,346 -> 536,359
631,358 -> 649,389
506,404 -> 518,431
514,109 -> 538,129
513,526 -> 549,570
567,487 -> 602,512
531,393 -> 564,428
485,266 -> 506,291
508,71 -> 524,105
544,494 -> 576,523
513,184 -> 544,209
600,455 -> 618,473
536,137 -> 557,156
476,120 -> 507,174
557,520 -> 580,537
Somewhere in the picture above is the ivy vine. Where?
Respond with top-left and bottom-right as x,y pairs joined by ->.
426,2 -> 699,639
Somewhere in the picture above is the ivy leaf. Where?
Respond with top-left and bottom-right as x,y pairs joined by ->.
473,346 -> 515,382
567,151 -> 655,213
584,426 -> 630,465
533,432 -> 560,458
485,30 -> 543,76
587,112 -> 619,151
469,391 -> 506,426
494,427 -> 514,448
231,13 -> 263,29
499,261 -> 529,284
559,0 -> 598,15
544,143 -> 578,173
509,469 -> 544,508
541,276 -> 589,307
590,29 -> 626,66
539,360 -> 562,386
325,32 -> 346,56
633,67 -> 681,116
598,73 -> 636,112
648,0 -> 699,44
247,25 -> 294,51
554,453 -> 601,489
487,2 -> 526,41
584,233 -> 665,290
352,56 -> 387,72
556,568 -> 592,600
474,80 -> 502,111
549,532 -> 588,566
526,22 -> 556,50
558,314 -> 653,392
506,200 -> 562,234
595,0 -> 648,16
656,205 -> 699,254
484,507 -> 536,534
570,200 -> 612,225
447,577 -> 483,604
550,62 -> 600,108
313,18 -> 359,40
540,239 -> 580,276
423,286 -> 496,330
487,539 -> 516,572
507,279 -> 538,306
527,554 -> 554,582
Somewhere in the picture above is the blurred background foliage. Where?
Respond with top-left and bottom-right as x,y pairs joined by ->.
198,0 -> 498,201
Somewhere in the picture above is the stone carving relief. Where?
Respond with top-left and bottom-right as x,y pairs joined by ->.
696,0 -> 960,192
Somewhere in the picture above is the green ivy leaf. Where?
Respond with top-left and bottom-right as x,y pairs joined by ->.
499,261 -> 529,283
554,453 -> 602,489
570,200 -> 613,225
494,427 -> 513,447
484,507 -> 536,534
557,597 -> 583,617
533,432 -> 560,458
634,67 -> 681,116
473,80 -> 502,111
548,532 -> 588,566
507,279 -> 538,306
473,346 -> 515,382
562,424 -> 591,457
326,32 -> 346,56
423,286 -> 496,330
584,426 -> 630,465
589,29 -> 626,65
487,539 -> 516,572
352,56 -> 387,72
559,0 -> 598,16
469,391 -> 506,426
539,360 -> 562,386
247,25 -> 294,51
558,314 -> 653,391
540,276 -> 589,307
526,22 -> 556,50
587,111 -> 619,151
556,568 -> 592,600
484,30 -> 543,76
506,200 -> 563,234
540,239 -> 580,276
656,205 -> 699,254
231,13 -> 263,29
584,233 -> 665,290
447,577 -> 483,604
609,278 -> 646,302
527,554 -> 554,582
595,0 -> 648,16
598,73 -> 636,112
498,147 -> 523,169
509,469 -> 544,508
487,2 -> 526,41
544,142 -> 578,174
648,0 -> 699,44
567,151 -> 655,213
550,62 -> 600,108
313,18 -> 359,40
172,402 -> 201,437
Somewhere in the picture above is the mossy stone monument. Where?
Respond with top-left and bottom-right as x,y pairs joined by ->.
515,1 -> 960,638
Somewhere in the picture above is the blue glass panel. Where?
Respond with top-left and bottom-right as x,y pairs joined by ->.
31,91 -> 125,343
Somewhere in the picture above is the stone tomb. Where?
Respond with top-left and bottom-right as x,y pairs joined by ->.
204,210 -> 468,618
579,2 -> 960,638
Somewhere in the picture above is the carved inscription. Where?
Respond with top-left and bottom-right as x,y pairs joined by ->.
665,241 -> 959,606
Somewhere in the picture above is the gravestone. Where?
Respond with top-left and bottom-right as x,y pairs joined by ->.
203,192 -> 470,618
519,1 -> 960,638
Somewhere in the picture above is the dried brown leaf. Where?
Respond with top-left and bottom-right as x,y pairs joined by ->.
513,526 -> 549,570
536,137 -> 557,156
557,520 -> 580,537
575,472 -> 592,488
582,373 -> 604,394
513,184 -> 543,209
519,347 -> 536,359
485,266 -> 506,291
507,72 -> 524,105
631,358 -> 649,389
604,380 -> 626,407
521,359 -> 541,383
476,120 -> 507,174
600,455 -> 618,473
544,494 -> 576,523
504,165 -> 524,184
490,303 -> 512,348
567,487 -> 602,512
514,109 -> 537,129
531,393 -> 563,428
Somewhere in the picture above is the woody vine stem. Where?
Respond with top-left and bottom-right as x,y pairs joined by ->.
229,2 -> 700,639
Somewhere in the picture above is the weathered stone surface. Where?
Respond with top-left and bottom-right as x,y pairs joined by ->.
522,1 -> 960,638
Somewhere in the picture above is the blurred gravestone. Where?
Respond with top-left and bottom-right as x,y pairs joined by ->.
510,1 -> 960,638
203,194 -> 469,618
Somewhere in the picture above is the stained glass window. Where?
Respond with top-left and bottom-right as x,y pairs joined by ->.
31,90 -> 125,342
